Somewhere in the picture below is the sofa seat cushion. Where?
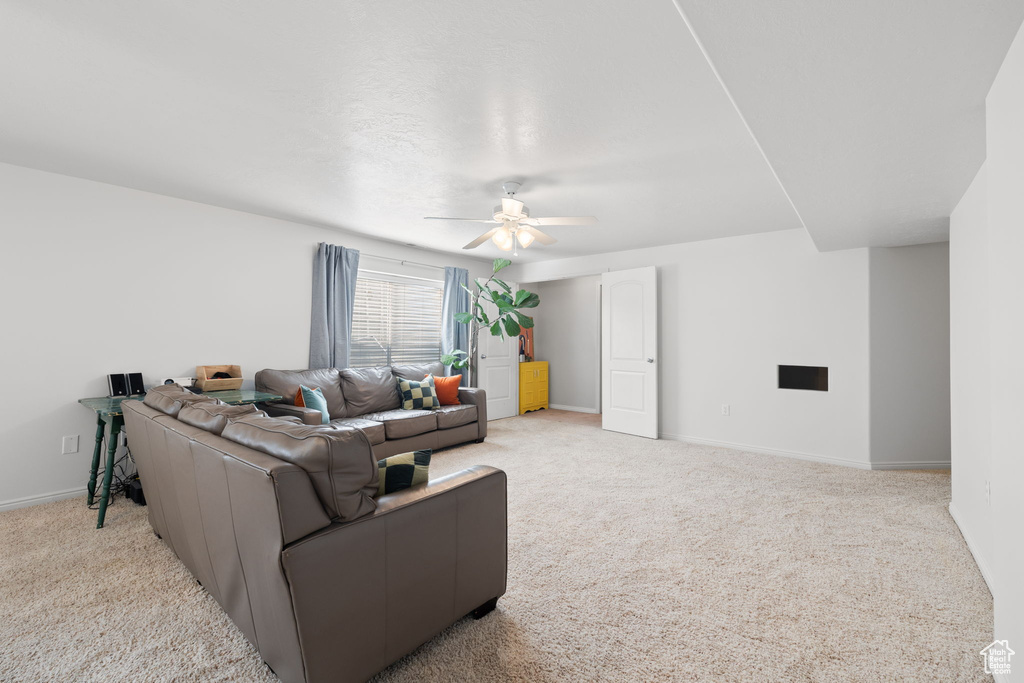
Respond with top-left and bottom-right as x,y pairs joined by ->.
434,404 -> 478,430
340,367 -> 401,415
358,410 -> 437,440
222,415 -> 377,521
256,368 -> 346,419
330,417 -> 386,446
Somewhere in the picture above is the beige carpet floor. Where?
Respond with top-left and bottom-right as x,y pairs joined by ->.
0,411 -> 992,682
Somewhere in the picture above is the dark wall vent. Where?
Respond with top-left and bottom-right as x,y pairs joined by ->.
778,365 -> 828,391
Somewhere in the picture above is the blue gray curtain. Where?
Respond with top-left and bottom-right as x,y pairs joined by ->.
441,266 -> 471,386
310,243 -> 360,369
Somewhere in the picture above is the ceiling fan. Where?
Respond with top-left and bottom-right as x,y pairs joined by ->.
424,182 -> 598,256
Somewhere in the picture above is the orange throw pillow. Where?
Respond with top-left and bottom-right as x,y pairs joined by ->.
294,388 -> 305,407
429,374 -> 461,405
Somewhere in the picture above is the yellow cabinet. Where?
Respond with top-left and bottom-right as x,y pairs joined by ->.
519,361 -> 549,414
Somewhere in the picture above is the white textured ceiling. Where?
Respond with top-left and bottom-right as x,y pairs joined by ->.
1,1 -> 1020,258
676,0 -> 1024,251
0,0 -> 800,262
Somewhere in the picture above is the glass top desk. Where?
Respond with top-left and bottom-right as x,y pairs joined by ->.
78,389 -> 282,528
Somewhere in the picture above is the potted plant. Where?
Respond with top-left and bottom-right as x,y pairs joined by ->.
442,258 -> 539,386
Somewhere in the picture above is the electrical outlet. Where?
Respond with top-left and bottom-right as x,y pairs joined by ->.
721,404 -> 730,416
61,435 -> 79,455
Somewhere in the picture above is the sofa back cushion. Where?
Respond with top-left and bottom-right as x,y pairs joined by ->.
391,362 -> 444,381
178,402 -> 264,435
256,368 -> 346,419
340,366 -> 401,415
143,384 -> 217,417
221,415 -> 378,521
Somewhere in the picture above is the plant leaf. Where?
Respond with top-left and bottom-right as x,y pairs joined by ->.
516,292 -> 540,309
489,320 -> 503,337
492,278 -> 512,293
503,317 -> 521,337
474,278 -> 487,292
492,258 -> 512,273
514,312 -> 534,328
454,311 -> 474,324
513,289 -> 531,306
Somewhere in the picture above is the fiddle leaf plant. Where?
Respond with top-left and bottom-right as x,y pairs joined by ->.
441,258 -> 539,386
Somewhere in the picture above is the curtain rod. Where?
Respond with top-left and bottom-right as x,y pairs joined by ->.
362,253 -> 446,271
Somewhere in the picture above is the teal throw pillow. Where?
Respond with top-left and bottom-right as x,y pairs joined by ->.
397,375 -> 438,410
377,449 -> 431,496
299,385 -> 330,425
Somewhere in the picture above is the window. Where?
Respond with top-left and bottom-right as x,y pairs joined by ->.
350,270 -> 444,368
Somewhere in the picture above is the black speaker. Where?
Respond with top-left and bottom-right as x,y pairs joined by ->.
107,373 -> 128,397
127,372 -> 145,396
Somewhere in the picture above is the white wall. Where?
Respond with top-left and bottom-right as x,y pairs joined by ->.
949,165 -> 993,590
512,229 -> 875,468
511,229 -> 952,471
523,276 -> 601,412
869,243 -> 951,468
985,19 -> 1024,673
0,162 -> 491,509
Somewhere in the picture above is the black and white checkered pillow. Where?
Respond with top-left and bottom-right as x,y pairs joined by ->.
397,375 -> 439,410
377,449 -> 431,496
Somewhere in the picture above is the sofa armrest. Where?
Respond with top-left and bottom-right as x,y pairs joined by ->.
280,466 -> 506,683
264,402 -> 323,425
458,387 -> 487,440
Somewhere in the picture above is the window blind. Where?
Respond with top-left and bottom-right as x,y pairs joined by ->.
350,271 -> 444,368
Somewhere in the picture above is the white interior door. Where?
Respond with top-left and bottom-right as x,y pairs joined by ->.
477,296 -> 519,420
602,266 -> 658,438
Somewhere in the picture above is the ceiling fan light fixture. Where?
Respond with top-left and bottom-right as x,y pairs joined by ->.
492,224 -> 511,247
501,197 -> 525,218
496,234 -> 515,251
516,229 -> 535,248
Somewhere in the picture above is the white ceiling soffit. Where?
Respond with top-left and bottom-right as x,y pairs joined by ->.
0,1 -> 801,262
675,0 -> 1024,252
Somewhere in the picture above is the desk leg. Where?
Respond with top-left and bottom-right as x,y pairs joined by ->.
87,415 -> 105,506
96,415 -> 123,529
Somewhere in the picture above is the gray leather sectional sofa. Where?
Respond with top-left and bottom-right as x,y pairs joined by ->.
122,383 -> 507,683
255,362 -> 486,458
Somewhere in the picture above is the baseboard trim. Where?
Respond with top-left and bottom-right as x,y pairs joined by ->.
0,486 -> 87,513
660,433 -> 873,470
548,404 -> 600,414
870,460 -> 951,470
947,502 -> 995,597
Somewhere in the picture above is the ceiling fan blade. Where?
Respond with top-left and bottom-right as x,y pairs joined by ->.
463,228 -> 499,249
532,216 -> 598,226
524,227 -> 557,245
424,217 -> 498,223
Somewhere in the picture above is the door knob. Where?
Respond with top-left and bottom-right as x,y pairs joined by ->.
646,358 -> 655,363
481,354 -> 487,359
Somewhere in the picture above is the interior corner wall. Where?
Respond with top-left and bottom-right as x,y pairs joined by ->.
985,16 -> 1024,669
510,229 -> 874,468
0,162 -> 492,509
523,276 -> 601,413
868,243 -> 951,468
949,163 -> 993,590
